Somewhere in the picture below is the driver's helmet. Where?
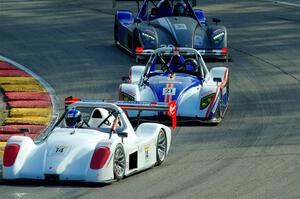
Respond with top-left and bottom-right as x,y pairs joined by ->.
65,108 -> 83,128
183,58 -> 198,71
168,54 -> 185,72
173,2 -> 187,16
158,0 -> 172,17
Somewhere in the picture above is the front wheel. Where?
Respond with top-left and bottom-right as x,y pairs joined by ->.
114,16 -> 119,44
156,129 -> 167,166
113,144 -> 126,180
211,92 -> 223,125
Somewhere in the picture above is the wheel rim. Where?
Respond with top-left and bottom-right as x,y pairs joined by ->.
157,130 -> 167,162
114,147 -> 125,177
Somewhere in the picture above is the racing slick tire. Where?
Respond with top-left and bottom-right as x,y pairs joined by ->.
113,144 -> 126,180
156,129 -> 167,166
210,92 -> 223,125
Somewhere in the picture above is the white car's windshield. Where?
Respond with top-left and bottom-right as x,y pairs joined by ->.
57,106 -> 121,130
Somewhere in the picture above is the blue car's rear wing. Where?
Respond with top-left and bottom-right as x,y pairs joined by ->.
113,0 -> 196,6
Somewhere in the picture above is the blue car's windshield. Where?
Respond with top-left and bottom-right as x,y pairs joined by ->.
137,0 -> 195,21
146,52 -> 202,78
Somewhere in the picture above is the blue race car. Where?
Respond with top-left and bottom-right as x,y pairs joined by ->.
114,0 -> 228,60
119,47 -> 229,125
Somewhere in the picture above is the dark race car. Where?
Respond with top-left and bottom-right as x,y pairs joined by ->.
114,0 -> 228,61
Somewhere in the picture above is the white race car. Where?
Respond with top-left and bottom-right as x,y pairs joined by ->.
2,99 -> 174,183
120,47 -> 229,124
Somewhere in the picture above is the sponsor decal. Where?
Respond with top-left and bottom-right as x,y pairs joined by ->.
168,100 -> 177,129
122,90 -> 136,96
174,24 -> 187,30
144,145 -> 150,160
99,141 -> 113,146
121,92 -> 135,101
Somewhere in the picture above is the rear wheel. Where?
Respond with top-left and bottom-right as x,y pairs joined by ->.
156,129 -> 167,166
113,144 -> 125,180
133,30 -> 140,53
114,15 -> 119,44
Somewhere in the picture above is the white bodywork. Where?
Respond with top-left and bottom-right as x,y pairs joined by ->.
2,102 -> 171,183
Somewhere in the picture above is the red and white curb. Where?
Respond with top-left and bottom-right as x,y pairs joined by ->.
0,55 -> 58,157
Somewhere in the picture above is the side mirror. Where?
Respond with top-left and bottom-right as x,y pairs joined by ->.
212,18 -> 221,25
117,131 -> 128,138
213,77 -> 222,83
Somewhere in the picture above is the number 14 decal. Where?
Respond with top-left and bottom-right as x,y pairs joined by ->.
55,146 -> 68,154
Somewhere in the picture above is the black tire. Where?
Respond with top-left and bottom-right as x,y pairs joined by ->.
210,92 -> 222,126
114,15 -> 118,44
156,129 -> 167,166
226,79 -> 230,103
133,29 -> 140,54
113,144 -> 126,180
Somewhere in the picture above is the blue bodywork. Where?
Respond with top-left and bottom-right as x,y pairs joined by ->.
145,73 -> 201,102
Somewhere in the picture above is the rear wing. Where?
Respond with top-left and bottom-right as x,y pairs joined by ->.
65,96 -> 177,128
113,0 -> 196,7
136,46 -> 229,64
135,46 -> 201,56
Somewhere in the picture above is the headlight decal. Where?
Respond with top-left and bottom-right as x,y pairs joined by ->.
141,32 -> 155,41
212,31 -> 225,45
200,93 -> 215,110
120,92 -> 135,101
213,32 -> 225,40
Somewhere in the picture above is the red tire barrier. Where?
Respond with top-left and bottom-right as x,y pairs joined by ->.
0,124 -> 46,134
5,92 -> 51,101
0,69 -> 30,77
8,100 -> 51,108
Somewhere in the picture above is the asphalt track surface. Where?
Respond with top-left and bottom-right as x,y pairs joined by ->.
0,0 -> 300,198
